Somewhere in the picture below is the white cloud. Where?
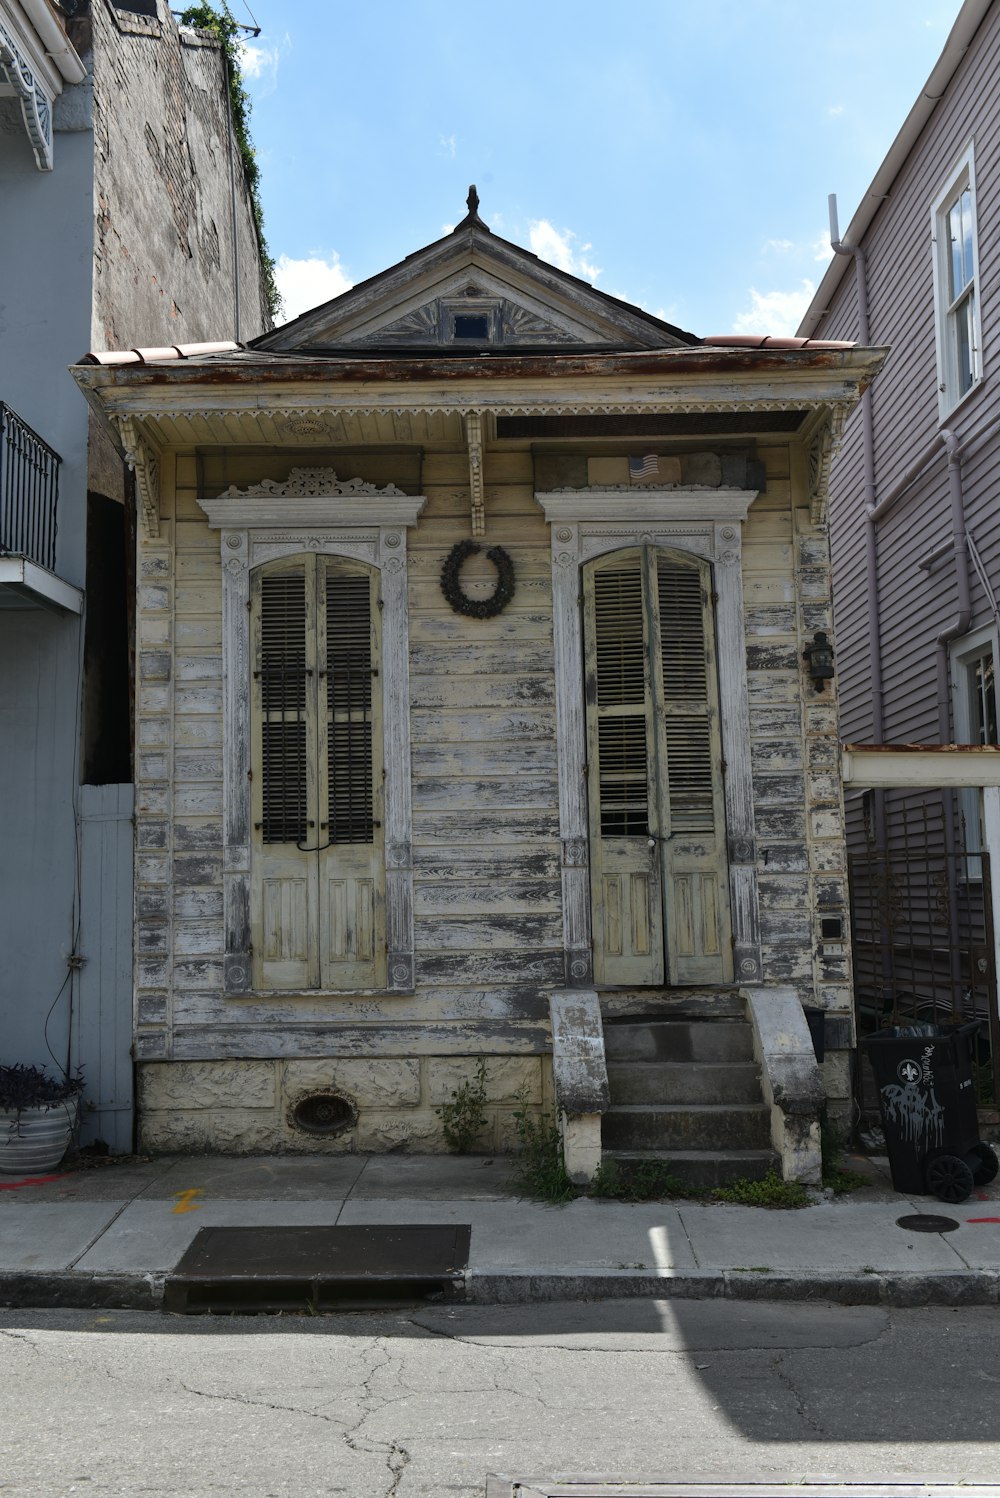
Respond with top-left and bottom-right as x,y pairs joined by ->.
826,103 -> 845,117
732,280 -> 816,336
237,35 -> 288,93
529,220 -> 601,283
762,237 -> 794,255
439,134 -> 457,159
813,230 -> 834,262
274,253 -> 353,323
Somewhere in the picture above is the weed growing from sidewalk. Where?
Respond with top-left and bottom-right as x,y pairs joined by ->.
591,1158 -> 689,1202
435,1057 -> 489,1153
711,1169 -> 810,1208
510,1093 -> 574,1203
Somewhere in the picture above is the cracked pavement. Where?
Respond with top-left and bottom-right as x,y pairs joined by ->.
2,1301 -> 1000,1497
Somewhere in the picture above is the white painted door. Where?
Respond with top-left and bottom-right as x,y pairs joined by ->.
584,547 -> 731,986
251,555 -> 384,990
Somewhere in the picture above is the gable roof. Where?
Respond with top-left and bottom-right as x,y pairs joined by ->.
253,188 -> 700,355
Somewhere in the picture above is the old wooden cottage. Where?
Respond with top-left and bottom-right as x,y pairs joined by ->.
74,195 -> 886,1181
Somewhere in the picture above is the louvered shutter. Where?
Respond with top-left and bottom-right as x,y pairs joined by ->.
252,563 -> 318,989
652,550 -> 730,983
259,572 -> 310,845
585,553 -> 664,985
317,558 -> 383,988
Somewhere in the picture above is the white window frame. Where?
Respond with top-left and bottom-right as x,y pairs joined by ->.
198,472 -> 425,995
535,486 -> 762,986
932,145 -> 983,418
951,623 -> 998,867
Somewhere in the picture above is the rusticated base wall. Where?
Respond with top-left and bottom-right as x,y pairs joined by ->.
137,1054 -> 554,1154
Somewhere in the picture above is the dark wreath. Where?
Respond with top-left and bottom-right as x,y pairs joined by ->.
440,540 -> 516,619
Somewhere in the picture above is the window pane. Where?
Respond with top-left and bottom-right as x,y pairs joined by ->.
948,187 -> 974,299
974,652 -> 997,744
955,290 -> 976,395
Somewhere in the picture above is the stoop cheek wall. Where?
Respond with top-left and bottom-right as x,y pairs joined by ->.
131,442 -> 854,1153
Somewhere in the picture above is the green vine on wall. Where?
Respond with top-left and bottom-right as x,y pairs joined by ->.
178,3 -> 281,323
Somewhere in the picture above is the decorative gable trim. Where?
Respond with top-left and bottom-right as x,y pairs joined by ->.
256,228 -> 695,353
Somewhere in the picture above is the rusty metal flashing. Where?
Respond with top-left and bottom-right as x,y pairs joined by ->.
74,345 -> 886,386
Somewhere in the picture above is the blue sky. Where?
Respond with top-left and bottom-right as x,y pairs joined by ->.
229,0 -> 966,335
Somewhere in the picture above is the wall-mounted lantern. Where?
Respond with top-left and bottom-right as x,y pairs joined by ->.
803,631 -> 835,692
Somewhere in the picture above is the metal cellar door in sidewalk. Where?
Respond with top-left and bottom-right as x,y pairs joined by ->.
583,546 -> 731,986
250,554 -> 384,991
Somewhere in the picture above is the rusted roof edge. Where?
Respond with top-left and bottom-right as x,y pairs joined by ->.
72,344 -> 889,389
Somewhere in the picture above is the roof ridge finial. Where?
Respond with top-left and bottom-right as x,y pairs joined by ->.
455,184 -> 488,232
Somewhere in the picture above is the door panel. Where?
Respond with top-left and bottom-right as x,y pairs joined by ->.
584,546 -> 731,987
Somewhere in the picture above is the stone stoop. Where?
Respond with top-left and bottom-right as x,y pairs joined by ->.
601,1016 -> 778,1186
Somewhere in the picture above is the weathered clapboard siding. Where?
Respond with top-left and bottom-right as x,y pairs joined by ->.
818,1 -> 1000,770
128,417 -> 851,1096
408,462 -> 562,990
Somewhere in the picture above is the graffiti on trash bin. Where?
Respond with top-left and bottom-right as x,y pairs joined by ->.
881,1046 -> 945,1154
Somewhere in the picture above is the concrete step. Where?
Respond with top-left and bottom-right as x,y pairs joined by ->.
602,1103 -> 772,1152
603,1149 -> 778,1188
606,1060 -> 762,1105
599,989 -> 745,1021
603,1019 -> 754,1063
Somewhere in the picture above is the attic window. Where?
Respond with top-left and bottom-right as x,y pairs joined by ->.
454,315 -> 489,340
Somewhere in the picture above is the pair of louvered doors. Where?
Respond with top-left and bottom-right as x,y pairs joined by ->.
251,554 -> 382,991
249,544 -> 730,992
584,546 -> 732,986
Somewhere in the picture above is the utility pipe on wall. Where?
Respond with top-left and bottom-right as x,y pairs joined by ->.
829,193 -> 884,745
935,431 -> 972,742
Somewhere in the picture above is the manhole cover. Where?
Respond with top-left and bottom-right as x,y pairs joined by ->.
163,1224 -> 471,1313
897,1213 -> 960,1233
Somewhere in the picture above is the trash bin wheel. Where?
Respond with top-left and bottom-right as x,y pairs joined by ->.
966,1142 -> 1000,1187
924,1152 -> 975,1204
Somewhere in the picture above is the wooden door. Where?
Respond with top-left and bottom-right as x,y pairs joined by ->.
251,555 -> 383,991
584,547 -> 731,987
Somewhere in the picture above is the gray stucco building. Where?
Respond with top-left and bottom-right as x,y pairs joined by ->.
1,0 -> 268,1147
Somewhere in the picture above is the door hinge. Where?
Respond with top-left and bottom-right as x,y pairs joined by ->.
582,762 -> 589,777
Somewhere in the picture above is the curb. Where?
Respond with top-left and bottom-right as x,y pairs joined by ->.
2,1267 -> 999,1311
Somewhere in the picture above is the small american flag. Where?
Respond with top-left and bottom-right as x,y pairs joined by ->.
629,453 -> 659,480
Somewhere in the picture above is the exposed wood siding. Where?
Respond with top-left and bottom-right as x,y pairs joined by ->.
130,430 -> 851,1062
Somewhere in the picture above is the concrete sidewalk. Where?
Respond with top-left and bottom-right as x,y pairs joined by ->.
1,1151 -> 999,1310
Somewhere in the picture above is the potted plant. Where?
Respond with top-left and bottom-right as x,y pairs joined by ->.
0,1064 -> 84,1175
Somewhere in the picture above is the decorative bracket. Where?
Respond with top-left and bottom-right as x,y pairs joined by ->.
116,416 -> 160,539
808,405 -> 848,526
0,18 -> 54,170
465,410 -> 486,537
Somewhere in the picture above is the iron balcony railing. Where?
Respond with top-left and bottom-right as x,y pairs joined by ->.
0,402 -> 61,571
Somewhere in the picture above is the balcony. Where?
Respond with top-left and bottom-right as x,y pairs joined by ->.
0,402 -> 82,613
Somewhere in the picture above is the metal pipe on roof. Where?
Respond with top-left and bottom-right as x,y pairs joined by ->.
798,0 -> 992,339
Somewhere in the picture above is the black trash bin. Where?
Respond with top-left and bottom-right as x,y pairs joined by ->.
862,1020 -> 999,1204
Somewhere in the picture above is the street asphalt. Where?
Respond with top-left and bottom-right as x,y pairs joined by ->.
1,1150 -> 999,1311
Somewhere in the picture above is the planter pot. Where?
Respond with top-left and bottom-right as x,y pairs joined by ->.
0,1099 -> 78,1175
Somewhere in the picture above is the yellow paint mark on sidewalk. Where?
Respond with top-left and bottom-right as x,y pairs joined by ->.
172,1189 -> 204,1214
